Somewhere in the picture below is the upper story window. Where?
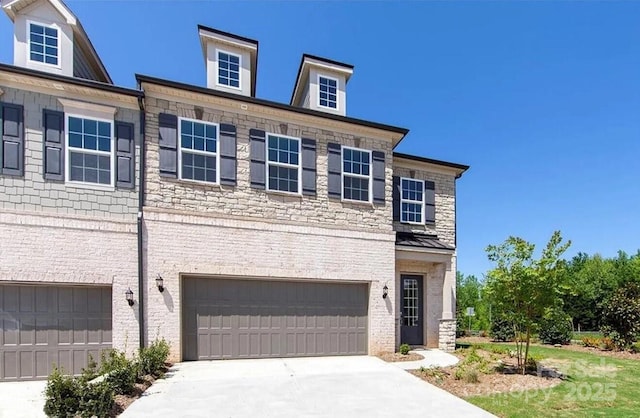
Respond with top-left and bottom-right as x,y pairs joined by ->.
179,118 -> 219,184
29,23 -> 58,66
400,178 -> 425,224
67,116 -> 113,186
318,76 -> 338,109
267,134 -> 300,194
342,147 -> 371,202
217,51 -> 241,89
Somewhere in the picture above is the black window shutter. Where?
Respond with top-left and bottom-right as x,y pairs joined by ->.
219,123 -> 237,186
392,176 -> 401,221
43,109 -> 64,181
1,103 -> 24,177
158,113 -> 178,178
249,128 -> 266,189
425,180 -> 436,223
115,121 -> 135,189
372,151 -> 385,204
327,142 -> 341,198
301,138 -> 316,196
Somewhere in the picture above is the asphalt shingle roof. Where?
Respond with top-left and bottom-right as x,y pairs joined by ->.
395,232 -> 455,250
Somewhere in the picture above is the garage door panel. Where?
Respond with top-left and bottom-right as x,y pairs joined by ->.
0,284 -> 112,381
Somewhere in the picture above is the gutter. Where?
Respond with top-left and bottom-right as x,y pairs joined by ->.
136,94 -> 146,349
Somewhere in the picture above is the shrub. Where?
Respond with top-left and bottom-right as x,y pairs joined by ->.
43,367 -> 114,418
525,355 -> 543,374
539,310 -> 573,345
399,343 -> 411,355
582,337 -> 601,348
464,369 -> 480,383
629,342 -> 640,354
600,337 -> 615,351
78,380 -> 114,418
100,349 -> 138,395
44,368 -> 82,418
454,367 -> 465,380
139,338 -> 171,377
490,317 -> 515,342
601,283 -> 640,350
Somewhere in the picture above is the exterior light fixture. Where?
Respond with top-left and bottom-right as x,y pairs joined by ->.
156,274 -> 165,293
125,288 -> 134,306
382,285 -> 389,299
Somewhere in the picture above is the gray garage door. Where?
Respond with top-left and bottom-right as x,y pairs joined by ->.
0,284 -> 112,381
182,278 -> 368,360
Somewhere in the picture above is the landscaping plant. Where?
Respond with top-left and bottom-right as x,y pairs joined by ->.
539,309 -> 573,345
484,231 -> 571,374
601,282 -> 640,350
399,343 -> 411,355
139,338 -> 171,377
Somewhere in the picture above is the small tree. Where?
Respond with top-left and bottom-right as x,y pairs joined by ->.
601,283 -> 640,350
484,231 -> 570,373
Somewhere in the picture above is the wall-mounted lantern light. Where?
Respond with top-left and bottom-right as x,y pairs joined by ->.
382,284 -> 389,299
125,288 -> 134,306
156,274 -> 165,293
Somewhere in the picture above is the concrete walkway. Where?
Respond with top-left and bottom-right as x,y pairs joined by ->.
121,356 -> 494,418
392,348 -> 460,370
0,380 -> 46,418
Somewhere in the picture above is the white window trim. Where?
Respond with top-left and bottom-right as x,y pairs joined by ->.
215,48 -> 242,91
317,74 -> 339,111
266,133 -> 302,196
177,117 -> 220,185
341,145 -> 372,203
65,113 -> 115,190
26,20 -> 62,69
400,177 -> 426,225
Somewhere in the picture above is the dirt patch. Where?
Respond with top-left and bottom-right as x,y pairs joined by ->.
108,365 -> 170,417
377,352 -> 424,362
559,344 -> 640,360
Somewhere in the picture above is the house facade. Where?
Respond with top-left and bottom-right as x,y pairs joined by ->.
0,0 -> 467,380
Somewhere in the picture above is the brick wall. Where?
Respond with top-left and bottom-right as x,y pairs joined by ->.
143,96 -> 393,232
392,166 -> 456,247
0,210 -> 140,353
142,208 -> 396,361
0,86 -> 139,220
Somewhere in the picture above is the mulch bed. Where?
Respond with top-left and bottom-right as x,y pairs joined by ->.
108,364 -> 172,417
410,347 -> 563,398
377,352 -> 424,362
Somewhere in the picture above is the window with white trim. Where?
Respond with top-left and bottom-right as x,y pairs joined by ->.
342,147 -> 371,202
217,51 -> 241,88
267,134 -> 300,193
400,178 -> 425,223
67,116 -> 113,185
318,76 -> 338,109
29,23 -> 58,66
179,119 -> 218,183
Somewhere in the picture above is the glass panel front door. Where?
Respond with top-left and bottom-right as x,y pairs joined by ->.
400,275 -> 424,345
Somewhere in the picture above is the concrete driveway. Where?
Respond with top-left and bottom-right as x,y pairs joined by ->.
0,380 -> 46,418
121,356 -> 494,418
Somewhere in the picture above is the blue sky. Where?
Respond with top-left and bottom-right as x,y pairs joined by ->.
2,1 -> 638,278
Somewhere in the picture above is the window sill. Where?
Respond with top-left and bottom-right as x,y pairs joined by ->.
340,198 -> 374,207
66,181 -> 115,192
175,178 -> 223,189
266,189 -> 303,199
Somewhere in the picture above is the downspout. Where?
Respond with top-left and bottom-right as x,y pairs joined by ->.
137,93 -> 146,350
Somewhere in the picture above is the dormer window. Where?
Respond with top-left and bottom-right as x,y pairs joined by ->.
29,22 -> 59,66
217,50 -> 241,89
318,76 -> 338,109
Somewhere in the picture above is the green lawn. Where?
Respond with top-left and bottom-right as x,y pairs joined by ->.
463,343 -> 640,417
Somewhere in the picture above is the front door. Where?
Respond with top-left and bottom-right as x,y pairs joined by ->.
400,275 -> 424,345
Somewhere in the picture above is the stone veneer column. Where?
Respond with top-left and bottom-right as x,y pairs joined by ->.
439,256 -> 457,352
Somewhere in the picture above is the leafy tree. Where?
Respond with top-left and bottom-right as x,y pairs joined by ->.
601,283 -> 640,350
484,231 -> 571,373
456,272 -> 490,333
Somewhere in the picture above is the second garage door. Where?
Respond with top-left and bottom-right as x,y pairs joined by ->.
0,284 -> 112,381
182,278 -> 368,360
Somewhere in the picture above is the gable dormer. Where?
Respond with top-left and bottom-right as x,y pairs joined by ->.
2,0 -> 111,83
198,25 -> 258,97
290,54 -> 353,117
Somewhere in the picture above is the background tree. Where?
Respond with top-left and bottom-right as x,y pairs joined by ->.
601,282 -> 640,350
456,272 -> 491,333
484,231 -> 571,373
